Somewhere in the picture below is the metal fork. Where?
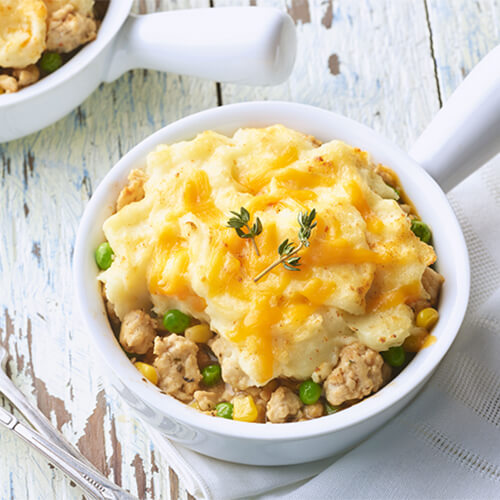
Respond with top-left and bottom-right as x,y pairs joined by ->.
0,345 -> 137,500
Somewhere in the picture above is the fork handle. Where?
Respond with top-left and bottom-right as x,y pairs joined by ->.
0,370 -> 134,499
0,406 -> 116,499
0,369 -> 82,458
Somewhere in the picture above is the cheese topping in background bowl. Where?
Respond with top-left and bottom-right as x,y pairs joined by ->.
97,125 -> 442,421
0,0 -> 100,93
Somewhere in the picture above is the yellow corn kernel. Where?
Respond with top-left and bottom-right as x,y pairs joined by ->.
403,327 -> 428,352
233,395 -> 258,422
184,324 -> 213,343
135,362 -> 158,385
416,307 -> 439,330
189,400 -> 201,411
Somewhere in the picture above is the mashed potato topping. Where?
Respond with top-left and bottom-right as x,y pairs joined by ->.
100,126 -> 435,387
0,0 -> 98,93
0,0 -> 95,68
0,0 -> 48,68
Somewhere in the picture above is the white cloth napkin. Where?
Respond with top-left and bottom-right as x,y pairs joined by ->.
146,157 -> 500,500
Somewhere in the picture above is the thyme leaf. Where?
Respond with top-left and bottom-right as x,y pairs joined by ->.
227,207 -> 262,256
254,208 -> 317,282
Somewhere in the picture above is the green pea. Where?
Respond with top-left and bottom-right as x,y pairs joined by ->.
411,220 -> 432,244
216,402 -> 233,419
299,380 -> 322,405
95,242 -> 114,270
202,364 -> 221,386
162,309 -> 190,333
39,52 -> 62,73
324,401 -> 340,415
381,346 -> 406,367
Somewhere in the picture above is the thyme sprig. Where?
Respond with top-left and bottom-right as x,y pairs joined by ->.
278,239 -> 302,271
298,209 -> 317,246
254,209 -> 317,282
227,207 -> 263,256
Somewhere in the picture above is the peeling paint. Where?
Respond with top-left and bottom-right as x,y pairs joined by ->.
328,53 -> 340,75
131,454 -> 147,499
14,343 -> 24,372
1,309 -> 14,348
0,309 -> 15,378
22,150 -> 35,188
1,153 -> 11,180
77,390 -> 109,474
26,319 -> 71,430
75,107 -> 86,128
150,450 -> 158,474
117,136 -> 123,158
169,467 -> 179,500
150,450 -> 159,498
109,417 -> 123,486
321,0 -> 333,28
31,242 -> 41,264
287,0 -> 311,25
81,173 -> 93,199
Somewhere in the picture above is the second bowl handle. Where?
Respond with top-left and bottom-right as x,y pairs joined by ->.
409,44 -> 500,193
105,7 -> 296,86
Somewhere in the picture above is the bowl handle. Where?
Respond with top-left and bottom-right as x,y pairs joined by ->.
409,45 -> 500,193
104,7 -> 296,86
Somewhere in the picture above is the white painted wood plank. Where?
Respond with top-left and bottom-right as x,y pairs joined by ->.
0,1 -> 214,498
216,0 -> 441,150
426,0 -> 500,101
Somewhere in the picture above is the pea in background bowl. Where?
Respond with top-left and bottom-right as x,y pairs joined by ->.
0,1 -> 295,142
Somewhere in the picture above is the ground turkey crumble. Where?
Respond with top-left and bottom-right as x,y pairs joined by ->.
153,334 -> 202,403
324,342 -> 384,406
119,309 -> 157,355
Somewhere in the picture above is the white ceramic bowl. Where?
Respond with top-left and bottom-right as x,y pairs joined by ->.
0,2 -> 296,142
74,44 -> 500,466
74,100 -> 474,465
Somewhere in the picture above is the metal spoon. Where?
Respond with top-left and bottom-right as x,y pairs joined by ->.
0,345 -> 136,500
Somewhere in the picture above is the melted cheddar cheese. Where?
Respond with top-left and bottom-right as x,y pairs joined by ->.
0,0 -> 47,68
100,126 -> 436,386
0,0 -> 95,69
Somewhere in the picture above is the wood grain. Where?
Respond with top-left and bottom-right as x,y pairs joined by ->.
0,1 -> 497,499
425,0 -> 500,101
216,0 -> 440,150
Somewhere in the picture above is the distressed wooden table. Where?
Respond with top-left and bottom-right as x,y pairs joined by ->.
0,0 -> 498,498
